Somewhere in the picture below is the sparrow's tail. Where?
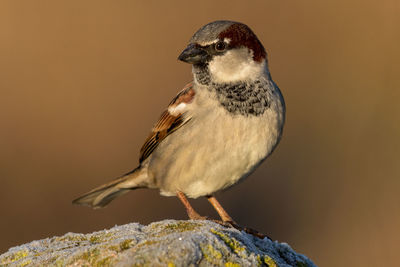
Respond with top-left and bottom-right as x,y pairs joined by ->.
72,167 -> 148,208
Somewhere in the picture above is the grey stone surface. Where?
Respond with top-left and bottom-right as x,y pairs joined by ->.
0,220 -> 316,266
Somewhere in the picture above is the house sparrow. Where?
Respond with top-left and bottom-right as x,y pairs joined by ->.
73,20 -> 285,227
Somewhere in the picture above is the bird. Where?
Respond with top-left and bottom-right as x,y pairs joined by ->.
73,20 -> 285,228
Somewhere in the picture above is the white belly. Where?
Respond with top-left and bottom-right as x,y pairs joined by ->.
146,88 -> 284,198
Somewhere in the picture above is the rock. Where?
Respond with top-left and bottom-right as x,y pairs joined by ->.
0,220 -> 316,266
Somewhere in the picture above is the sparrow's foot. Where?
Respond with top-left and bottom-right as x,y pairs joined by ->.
187,210 -> 208,221
240,225 -> 271,240
211,220 -> 271,240
177,191 -> 208,220
211,219 -> 235,228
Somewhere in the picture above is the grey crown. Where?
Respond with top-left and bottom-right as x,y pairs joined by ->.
190,20 -> 237,44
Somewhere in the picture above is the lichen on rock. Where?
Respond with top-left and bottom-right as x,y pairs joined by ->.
0,220 -> 316,266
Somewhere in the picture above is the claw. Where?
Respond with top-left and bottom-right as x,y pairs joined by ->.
211,219 -> 271,240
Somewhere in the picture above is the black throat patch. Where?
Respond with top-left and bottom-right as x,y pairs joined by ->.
193,65 -> 273,116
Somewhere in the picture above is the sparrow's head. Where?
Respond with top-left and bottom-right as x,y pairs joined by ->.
178,21 -> 269,84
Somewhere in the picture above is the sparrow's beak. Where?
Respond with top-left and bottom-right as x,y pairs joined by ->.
178,43 -> 209,64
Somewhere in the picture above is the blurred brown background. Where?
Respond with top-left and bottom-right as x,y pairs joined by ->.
1,0 -> 399,266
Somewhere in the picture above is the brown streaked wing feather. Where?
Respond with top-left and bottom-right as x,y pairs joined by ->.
168,82 -> 195,106
139,83 -> 195,163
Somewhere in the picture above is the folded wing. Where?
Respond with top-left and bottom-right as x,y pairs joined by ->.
139,82 -> 195,163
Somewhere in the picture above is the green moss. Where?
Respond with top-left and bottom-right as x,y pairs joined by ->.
88,232 -> 115,244
108,245 -> 120,252
225,262 -> 241,267
0,251 -> 31,267
56,232 -> 115,246
18,259 -> 32,267
89,235 -> 102,244
264,255 -> 277,267
162,221 -> 201,232
106,238 -> 143,253
201,244 -> 223,263
54,258 -> 65,267
210,229 -> 245,255
257,255 -> 263,266
120,239 -> 134,251
12,250 -> 29,262
81,248 -> 100,262
1,250 -> 29,265
72,247 -> 115,266
56,234 -> 87,243
130,263 -> 155,267
135,240 -> 159,249
96,255 -> 114,266
256,254 -> 277,267
148,221 -> 202,238
208,231 -> 277,267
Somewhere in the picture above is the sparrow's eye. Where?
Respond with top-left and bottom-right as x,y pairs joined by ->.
215,41 -> 226,52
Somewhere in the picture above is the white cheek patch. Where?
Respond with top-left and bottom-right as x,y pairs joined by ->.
208,48 -> 266,83
168,102 -> 187,115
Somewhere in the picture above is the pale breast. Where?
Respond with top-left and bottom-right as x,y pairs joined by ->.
147,86 -> 284,198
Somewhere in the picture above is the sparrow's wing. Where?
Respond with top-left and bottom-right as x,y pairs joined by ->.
139,82 -> 195,163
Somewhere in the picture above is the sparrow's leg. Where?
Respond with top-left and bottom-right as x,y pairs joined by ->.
207,195 -> 270,239
207,195 -> 235,223
177,191 -> 207,220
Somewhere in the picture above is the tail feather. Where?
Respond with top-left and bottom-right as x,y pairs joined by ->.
72,167 -> 147,208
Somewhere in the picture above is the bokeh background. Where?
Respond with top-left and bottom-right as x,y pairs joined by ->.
1,0 -> 399,266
